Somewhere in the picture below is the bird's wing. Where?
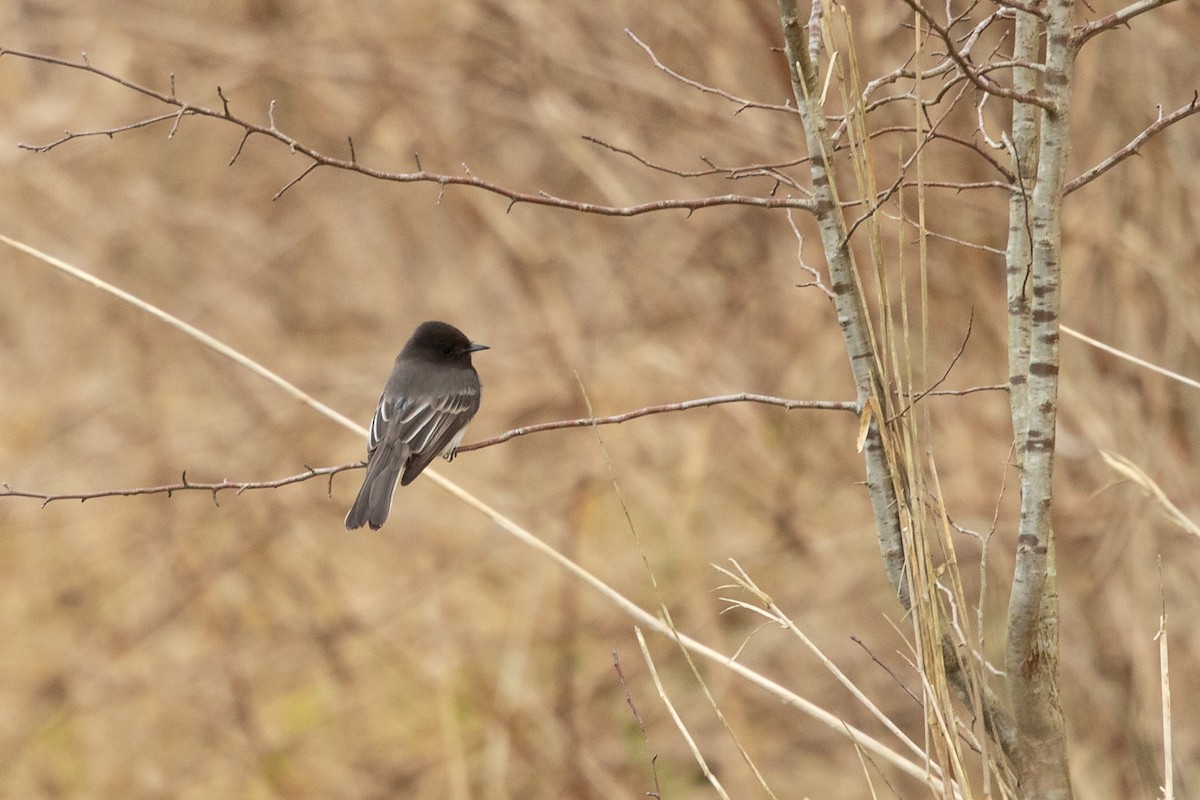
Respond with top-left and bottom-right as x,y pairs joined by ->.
396,387 -> 481,485
366,390 -> 392,458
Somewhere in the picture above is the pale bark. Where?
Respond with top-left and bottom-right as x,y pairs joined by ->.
776,0 -> 908,606
1004,0 -> 1077,796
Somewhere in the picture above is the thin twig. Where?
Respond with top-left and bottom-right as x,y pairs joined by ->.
1073,0 -> 1181,46
624,30 -> 795,114
14,111 -> 183,150
1,394 -> 858,504
1064,93 -> 1200,195
786,208 -> 835,299
612,651 -> 663,800
889,310 -> 975,421
883,209 -> 1007,255
841,80 -> 975,246
0,467 -> 359,507
834,9 -> 1010,143
456,394 -> 859,452
925,384 -> 1008,397
992,0 -> 1049,18
866,125 -> 1017,183
635,628 -> 733,800
895,0 -> 1056,112
583,135 -> 810,191
273,161 -> 320,201
0,47 -> 814,217
849,635 -> 923,707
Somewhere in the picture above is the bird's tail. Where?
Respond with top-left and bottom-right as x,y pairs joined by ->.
345,443 -> 406,530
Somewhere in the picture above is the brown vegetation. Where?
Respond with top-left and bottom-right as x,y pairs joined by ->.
2,1 -> 1198,797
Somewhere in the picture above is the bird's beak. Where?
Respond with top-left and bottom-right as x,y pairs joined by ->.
466,342 -> 490,353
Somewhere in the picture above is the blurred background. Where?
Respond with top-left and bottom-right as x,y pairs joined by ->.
2,1 -> 1198,797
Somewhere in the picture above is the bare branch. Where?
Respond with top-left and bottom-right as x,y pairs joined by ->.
889,311 -> 976,422
895,0 -> 1057,112
842,81 -> 978,246
623,30 -> 796,115
867,125 -> 1018,183
0,48 -> 814,217
831,10 -> 1012,143
612,651 -> 664,800
992,0 -> 1049,19
582,135 -> 811,193
1073,0 -> 1181,46
585,121 -> 1017,202
1064,93 -> 1200,195
15,111 -> 182,152
0,465 -> 358,507
926,384 -> 1009,397
1,394 -> 857,505
850,635 -> 923,706
273,161 -> 320,201
785,208 -> 835,299
891,211 -> 1009,256
857,55 -> 1040,128
456,393 -> 858,453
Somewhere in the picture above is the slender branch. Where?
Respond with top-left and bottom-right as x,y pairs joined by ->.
1,466 -> 358,507
852,52 -> 1032,125
1,394 -> 857,505
14,110 -> 183,150
832,10 -> 1013,143
786,207 -> 836,299
992,0 -> 1050,18
867,125 -> 1018,184
458,394 -> 857,453
273,161 -> 320,201
884,209 -> 1007,255
0,47 -> 814,216
585,122 -> 1020,200
623,30 -> 796,115
1064,93 -> 1200,194
896,0 -> 1057,112
582,135 -> 811,188
1072,0 -> 1181,46
926,383 -> 1009,397
842,81 -> 976,246
612,651 -> 663,800
889,311 -> 975,422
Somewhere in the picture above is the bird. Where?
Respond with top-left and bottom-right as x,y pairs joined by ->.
345,321 -> 488,530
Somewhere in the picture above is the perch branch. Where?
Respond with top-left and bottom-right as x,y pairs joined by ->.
1,394 -> 858,505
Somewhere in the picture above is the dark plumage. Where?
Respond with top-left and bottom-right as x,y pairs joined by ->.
344,321 -> 487,530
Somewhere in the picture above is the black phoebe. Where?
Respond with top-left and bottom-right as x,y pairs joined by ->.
344,321 -> 488,530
